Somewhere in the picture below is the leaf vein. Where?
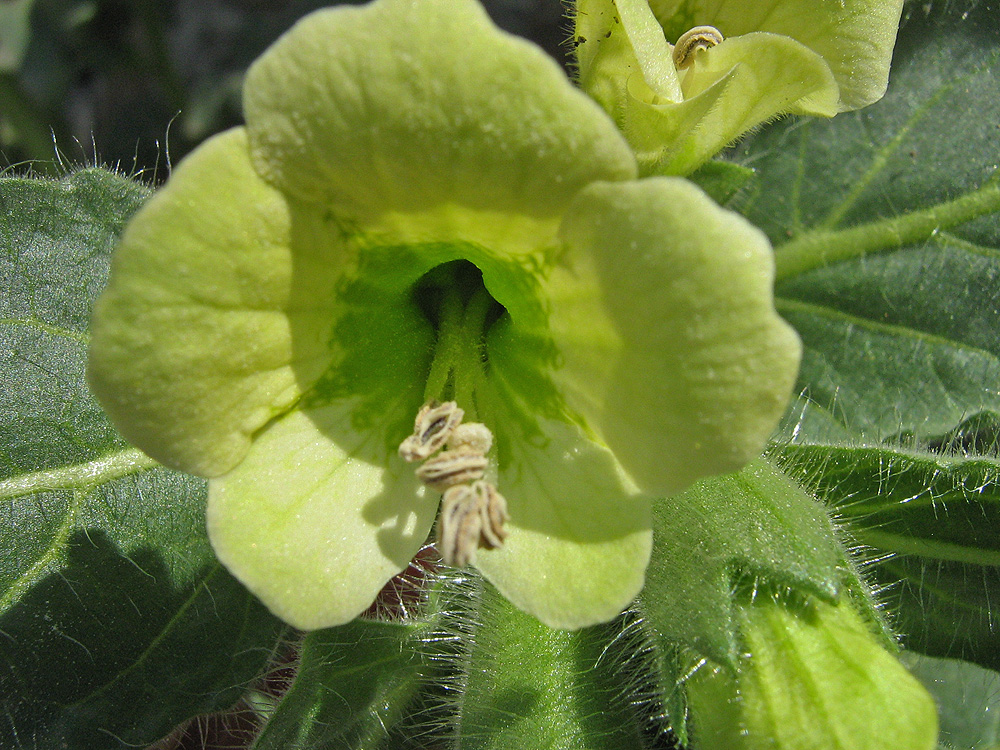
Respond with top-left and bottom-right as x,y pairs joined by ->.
0,317 -> 88,343
857,529 -> 1000,566
60,563 -> 226,711
0,448 -> 159,500
0,487 -> 84,613
776,297 -> 999,361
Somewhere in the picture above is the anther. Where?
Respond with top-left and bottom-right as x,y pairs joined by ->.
401,403 -> 510,567
470,480 -> 509,550
672,25 -> 724,69
438,484 -> 483,567
437,480 -> 510,566
446,422 -> 493,454
415,448 -> 488,491
399,401 -> 464,462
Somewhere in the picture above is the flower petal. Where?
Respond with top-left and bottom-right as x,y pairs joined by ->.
88,128 -> 342,476
243,0 -> 635,223
207,403 -> 437,630
577,0 -> 684,107
650,0 -> 904,110
473,373 -> 652,629
548,177 -> 802,496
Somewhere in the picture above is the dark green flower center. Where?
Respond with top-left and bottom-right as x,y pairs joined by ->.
413,260 -> 506,417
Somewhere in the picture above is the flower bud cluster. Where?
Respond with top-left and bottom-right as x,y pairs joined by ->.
400,401 -> 510,566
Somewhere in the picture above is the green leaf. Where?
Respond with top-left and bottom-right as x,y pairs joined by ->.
739,2 -> 1000,686
734,0 -> 1000,442
777,442 -> 1000,672
1,170 -> 149,474
639,459 -> 846,671
684,592 -> 938,750
0,169 -> 284,747
686,159 -> 757,207
251,620 -> 429,750
902,652 -> 1000,750
456,574 -> 652,750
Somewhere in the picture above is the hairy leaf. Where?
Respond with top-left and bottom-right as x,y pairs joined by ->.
778,442 -> 1000,672
734,0 -> 1000,442
0,169 -> 284,748
640,459 -> 846,672
251,621 -> 428,750
455,574 -> 652,750
251,555 -> 461,750
734,11 -> 1000,740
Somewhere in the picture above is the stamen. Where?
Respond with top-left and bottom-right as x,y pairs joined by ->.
438,484 -> 483,567
400,402 -> 511,567
399,400 -> 464,462
437,480 -> 509,566
471,480 -> 509,550
672,25 -> 724,69
416,448 -> 488,491
447,422 -> 493,454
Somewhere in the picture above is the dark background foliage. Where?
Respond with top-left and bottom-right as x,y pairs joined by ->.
0,0 -> 567,180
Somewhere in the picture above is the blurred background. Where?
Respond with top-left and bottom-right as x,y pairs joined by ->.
0,0 -> 568,181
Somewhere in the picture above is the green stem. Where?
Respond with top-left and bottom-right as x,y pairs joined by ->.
421,283 -> 494,417
773,181 -> 1000,282
453,287 -> 493,418
422,285 -> 465,404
